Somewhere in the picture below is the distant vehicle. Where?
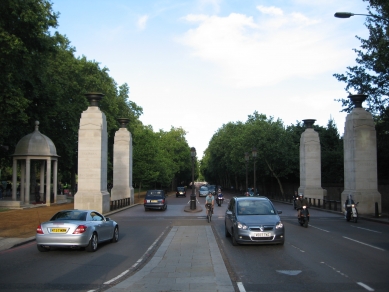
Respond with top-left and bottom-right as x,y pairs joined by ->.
225,196 -> 284,246
144,190 -> 167,211
36,210 -> 119,252
176,186 -> 186,198
199,186 -> 209,197
207,185 -> 216,195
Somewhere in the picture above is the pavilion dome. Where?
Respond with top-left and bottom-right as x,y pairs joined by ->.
13,121 -> 58,157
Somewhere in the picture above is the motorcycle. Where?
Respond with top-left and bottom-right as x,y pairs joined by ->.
344,198 -> 359,223
217,194 -> 224,206
298,206 -> 309,228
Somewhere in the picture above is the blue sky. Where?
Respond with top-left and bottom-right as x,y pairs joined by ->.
51,0 -> 369,158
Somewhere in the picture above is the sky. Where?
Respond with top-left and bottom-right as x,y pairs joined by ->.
51,0 -> 370,159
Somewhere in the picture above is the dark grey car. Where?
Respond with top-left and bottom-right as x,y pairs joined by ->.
225,197 -> 284,246
144,190 -> 167,211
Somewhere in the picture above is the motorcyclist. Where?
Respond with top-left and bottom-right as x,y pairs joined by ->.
296,193 -> 309,218
217,189 -> 223,206
344,194 -> 355,218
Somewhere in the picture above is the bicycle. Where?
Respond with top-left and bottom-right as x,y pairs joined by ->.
206,203 -> 213,223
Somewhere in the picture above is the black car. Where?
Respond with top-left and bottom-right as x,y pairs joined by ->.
225,196 -> 284,246
207,185 -> 216,195
176,186 -> 186,197
144,190 -> 167,211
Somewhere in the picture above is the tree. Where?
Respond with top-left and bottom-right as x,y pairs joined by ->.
333,0 -> 389,115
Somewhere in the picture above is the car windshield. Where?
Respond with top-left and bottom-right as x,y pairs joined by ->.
177,187 -> 185,191
50,210 -> 87,221
200,186 -> 208,191
237,200 -> 275,215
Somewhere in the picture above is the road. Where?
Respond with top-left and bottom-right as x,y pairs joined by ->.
0,189 -> 388,292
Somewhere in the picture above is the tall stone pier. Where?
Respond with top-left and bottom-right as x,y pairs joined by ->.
341,94 -> 381,215
74,93 -> 110,214
111,118 -> 134,204
298,119 -> 327,200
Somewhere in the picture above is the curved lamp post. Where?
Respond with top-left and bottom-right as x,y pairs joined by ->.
334,12 -> 389,23
245,152 -> 249,193
190,147 -> 196,210
252,147 -> 257,195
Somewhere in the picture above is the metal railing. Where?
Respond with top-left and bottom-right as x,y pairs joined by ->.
110,198 -> 131,211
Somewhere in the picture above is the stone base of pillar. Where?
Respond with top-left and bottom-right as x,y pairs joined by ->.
0,200 -> 24,209
74,191 -> 110,214
341,190 -> 381,215
298,187 -> 327,201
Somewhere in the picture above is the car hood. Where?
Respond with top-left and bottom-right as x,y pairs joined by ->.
236,215 -> 281,225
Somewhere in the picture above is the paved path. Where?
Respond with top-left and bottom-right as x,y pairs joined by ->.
105,225 -> 235,292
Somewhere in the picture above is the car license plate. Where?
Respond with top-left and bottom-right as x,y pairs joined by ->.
150,200 -> 158,203
51,228 -> 67,233
254,232 -> 271,237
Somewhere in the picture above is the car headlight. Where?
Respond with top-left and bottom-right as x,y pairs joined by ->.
276,221 -> 283,229
237,221 -> 248,229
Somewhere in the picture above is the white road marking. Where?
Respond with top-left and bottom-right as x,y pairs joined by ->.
308,224 -> 330,232
237,281 -> 246,292
103,226 -> 169,285
357,282 -> 375,291
343,236 -> 385,251
351,225 -> 382,233
290,244 -> 305,253
276,270 -> 301,275
320,262 -> 348,278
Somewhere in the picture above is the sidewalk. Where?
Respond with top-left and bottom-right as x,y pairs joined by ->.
105,225 -> 234,292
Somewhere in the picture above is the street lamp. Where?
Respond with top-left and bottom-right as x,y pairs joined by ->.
252,147 -> 257,195
334,12 -> 389,23
190,147 -> 196,210
245,152 -> 249,193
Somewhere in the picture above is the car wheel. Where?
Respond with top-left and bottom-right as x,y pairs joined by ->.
231,229 -> 239,246
279,240 -> 285,246
86,233 -> 98,252
144,207 -> 148,211
164,205 -> 167,211
111,226 -> 119,243
225,224 -> 230,237
37,245 -> 50,252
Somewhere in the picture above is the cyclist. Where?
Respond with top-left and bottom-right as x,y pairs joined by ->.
205,192 -> 215,215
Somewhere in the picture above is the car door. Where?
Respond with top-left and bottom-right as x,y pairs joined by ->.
90,211 -> 111,241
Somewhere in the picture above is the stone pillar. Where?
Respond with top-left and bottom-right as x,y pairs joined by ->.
40,161 -> 45,201
298,119 -> 327,200
341,94 -> 381,215
74,93 -> 110,214
111,118 -> 134,203
12,159 -> 17,200
25,158 -> 31,203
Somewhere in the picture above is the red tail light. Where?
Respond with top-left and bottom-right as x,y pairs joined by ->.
36,225 -> 44,234
161,199 -> 165,204
73,225 -> 87,234
144,199 -> 147,204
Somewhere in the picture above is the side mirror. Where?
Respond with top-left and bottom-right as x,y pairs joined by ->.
226,210 -> 232,215
105,217 -> 110,221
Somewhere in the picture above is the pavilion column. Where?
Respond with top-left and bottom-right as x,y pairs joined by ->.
20,161 -> 25,203
12,158 -> 17,200
46,158 -> 51,206
25,158 -> 31,203
53,159 -> 58,203
40,161 -> 45,202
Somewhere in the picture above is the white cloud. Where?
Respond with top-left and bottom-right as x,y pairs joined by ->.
256,5 -> 283,16
137,15 -> 149,30
178,10 -> 350,88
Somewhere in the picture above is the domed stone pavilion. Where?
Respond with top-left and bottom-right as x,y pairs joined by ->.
1,121 -> 66,208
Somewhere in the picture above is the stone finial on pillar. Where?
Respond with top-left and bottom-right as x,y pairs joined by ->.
85,92 -> 104,107
342,93 -> 381,215
117,118 -> 129,128
303,119 -> 316,128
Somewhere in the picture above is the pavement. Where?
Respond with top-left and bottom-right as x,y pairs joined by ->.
105,225 -> 234,292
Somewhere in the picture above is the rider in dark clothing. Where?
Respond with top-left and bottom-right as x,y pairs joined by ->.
296,193 -> 309,217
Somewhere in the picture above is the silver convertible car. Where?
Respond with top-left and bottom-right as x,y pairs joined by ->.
225,196 -> 284,246
36,210 -> 119,252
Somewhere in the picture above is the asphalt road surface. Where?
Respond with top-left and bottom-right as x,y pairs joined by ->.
0,189 -> 388,292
